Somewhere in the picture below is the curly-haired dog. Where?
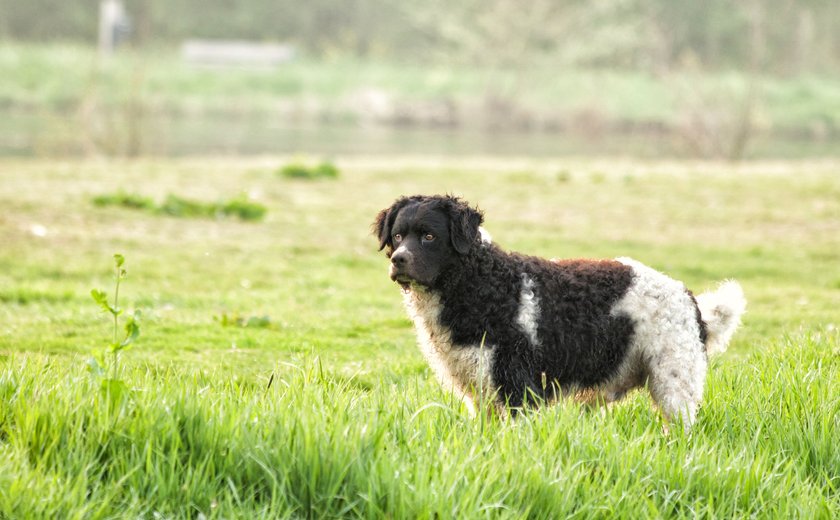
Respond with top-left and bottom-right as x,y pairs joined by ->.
373,195 -> 745,431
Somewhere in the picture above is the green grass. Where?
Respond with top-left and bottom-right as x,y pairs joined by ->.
1,334 -> 837,518
0,157 -> 839,517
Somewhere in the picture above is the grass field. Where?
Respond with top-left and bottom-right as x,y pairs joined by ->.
0,157 -> 838,517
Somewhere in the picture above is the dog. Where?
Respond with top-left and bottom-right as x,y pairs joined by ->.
373,195 -> 746,431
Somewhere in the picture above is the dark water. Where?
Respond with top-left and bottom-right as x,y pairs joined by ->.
1,111 -> 837,159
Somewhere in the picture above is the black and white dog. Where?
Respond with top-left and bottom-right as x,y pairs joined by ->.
373,195 -> 746,431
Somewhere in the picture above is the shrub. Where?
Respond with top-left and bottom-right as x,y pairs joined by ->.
92,191 -> 155,210
158,194 -> 214,218
214,312 -> 272,328
93,192 -> 267,222
219,196 -> 267,221
278,160 -> 339,180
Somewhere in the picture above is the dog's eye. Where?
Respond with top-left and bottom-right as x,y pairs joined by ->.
393,234 -> 403,243
423,233 -> 435,242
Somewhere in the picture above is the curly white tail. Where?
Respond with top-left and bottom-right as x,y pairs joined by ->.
696,280 -> 746,355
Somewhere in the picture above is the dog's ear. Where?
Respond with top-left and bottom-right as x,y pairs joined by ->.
447,198 -> 484,255
372,207 -> 395,251
372,208 -> 391,251
372,197 -> 412,252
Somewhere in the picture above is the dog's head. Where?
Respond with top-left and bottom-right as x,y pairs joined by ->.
372,195 -> 484,289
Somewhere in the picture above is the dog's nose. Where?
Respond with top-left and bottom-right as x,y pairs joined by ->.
391,250 -> 410,268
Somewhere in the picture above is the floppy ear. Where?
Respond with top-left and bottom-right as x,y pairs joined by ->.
372,197 -> 414,252
372,206 -> 397,252
447,198 -> 484,255
372,207 -> 392,251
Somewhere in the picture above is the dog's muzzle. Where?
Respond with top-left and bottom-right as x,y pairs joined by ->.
389,249 -> 414,289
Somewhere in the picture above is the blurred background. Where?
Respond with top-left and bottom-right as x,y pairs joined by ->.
1,0 -> 839,160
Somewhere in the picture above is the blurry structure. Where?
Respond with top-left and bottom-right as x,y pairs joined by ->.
98,0 -> 130,54
181,40 -> 295,68
1,1 -> 838,159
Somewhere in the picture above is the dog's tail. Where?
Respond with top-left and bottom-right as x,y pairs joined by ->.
696,280 -> 746,356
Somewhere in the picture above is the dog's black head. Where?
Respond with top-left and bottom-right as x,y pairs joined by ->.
372,195 -> 484,289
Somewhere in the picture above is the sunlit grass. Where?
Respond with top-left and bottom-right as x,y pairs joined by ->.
1,332 -> 837,518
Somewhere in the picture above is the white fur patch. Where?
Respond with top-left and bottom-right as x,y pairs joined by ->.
403,287 -> 497,415
478,226 -> 492,244
515,274 -> 541,348
696,280 -> 746,355
609,257 -> 709,430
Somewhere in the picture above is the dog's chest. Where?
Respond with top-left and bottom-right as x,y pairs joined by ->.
403,289 -> 493,399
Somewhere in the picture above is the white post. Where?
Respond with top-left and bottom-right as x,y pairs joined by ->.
98,0 -> 125,55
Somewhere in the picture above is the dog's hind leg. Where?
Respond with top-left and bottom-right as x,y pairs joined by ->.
647,349 -> 708,433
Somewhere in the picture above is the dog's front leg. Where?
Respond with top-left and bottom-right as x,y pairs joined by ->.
492,351 -> 543,416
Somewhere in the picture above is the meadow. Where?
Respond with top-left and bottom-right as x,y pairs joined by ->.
3,43 -> 840,126
0,157 -> 838,518
3,44 -> 840,159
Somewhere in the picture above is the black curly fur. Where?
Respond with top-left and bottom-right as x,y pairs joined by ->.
437,245 -> 635,408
